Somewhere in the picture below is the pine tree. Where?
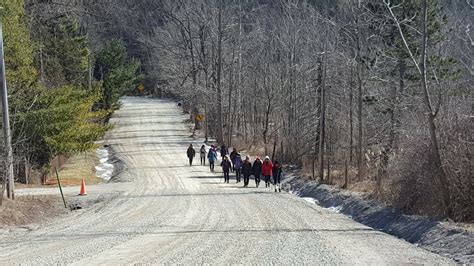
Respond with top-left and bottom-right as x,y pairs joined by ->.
0,0 -> 38,113
34,16 -> 90,87
94,39 -> 141,109
22,86 -> 110,164
0,1 -> 112,175
384,0 -> 457,216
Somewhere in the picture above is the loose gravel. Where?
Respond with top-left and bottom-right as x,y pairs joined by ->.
0,97 -> 454,265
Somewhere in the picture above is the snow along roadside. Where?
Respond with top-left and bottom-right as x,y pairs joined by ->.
281,170 -> 473,264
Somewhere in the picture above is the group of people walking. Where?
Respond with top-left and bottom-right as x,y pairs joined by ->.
186,144 -> 283,192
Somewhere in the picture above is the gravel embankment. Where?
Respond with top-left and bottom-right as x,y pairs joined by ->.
283,173 -> 473,264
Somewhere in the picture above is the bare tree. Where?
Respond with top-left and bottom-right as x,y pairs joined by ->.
384,0 -> 451,215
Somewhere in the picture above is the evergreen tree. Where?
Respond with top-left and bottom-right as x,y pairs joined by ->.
34,16 -> 90,87
0,0 -> 38,113
94,39 -> 141,109
0,1 -> 112,173
21,86 -> 110,166
383,0 -> 459,216
383,0 -> 459,83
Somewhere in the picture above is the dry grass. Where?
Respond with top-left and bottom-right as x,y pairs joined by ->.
1,152 -> 100,226
45,152 -> 101,187
0,195 -> 67,226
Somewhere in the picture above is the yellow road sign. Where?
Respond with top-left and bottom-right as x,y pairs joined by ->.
196,114 -> 204,122
137,83 -> 145,93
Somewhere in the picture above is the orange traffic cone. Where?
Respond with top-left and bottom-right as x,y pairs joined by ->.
79,178 -> 87,196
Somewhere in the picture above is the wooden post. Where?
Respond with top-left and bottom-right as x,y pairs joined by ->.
54,167 -> 67,209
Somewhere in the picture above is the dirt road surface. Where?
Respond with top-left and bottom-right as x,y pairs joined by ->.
0,97 -> 453,264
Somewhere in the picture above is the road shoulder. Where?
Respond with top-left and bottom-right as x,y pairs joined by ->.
283,170 -> 473,264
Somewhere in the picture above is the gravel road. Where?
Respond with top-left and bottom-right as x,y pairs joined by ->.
0,97 -> 453,265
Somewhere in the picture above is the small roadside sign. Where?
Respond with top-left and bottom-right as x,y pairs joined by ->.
137,83 -> 145,93
196,114 -> 205,122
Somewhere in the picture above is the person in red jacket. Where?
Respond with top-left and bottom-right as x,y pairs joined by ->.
262,156 -> 273,188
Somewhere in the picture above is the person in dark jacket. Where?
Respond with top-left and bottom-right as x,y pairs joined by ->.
272,160 -> 282,192
233,153 -> 243,183
221,155 -> 232,183
252,156 -> 263,188
220,145 -> 228,159
208,145 -> 217,172
241,155 -> 252,187
187,144 -> 196,166
229,148 -> 238,173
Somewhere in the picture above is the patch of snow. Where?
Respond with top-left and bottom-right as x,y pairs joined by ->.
325,206 -> 343,213
96,147 -> 114,181
301,197 -> 317,205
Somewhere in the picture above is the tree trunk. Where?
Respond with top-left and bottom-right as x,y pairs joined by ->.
263,93 -> 272,156
272,140 -> 277,161
216,0 -> 224,145
349,63 -> 354,164
356,38 -> 364,181
228,69 -> 233,146
419,0 -> 450,214
88,52 -> 93,90
204,102 -> 208,142
236,0 -> 243,135
313,54 -> 323,180
318,32 -> 328,183
24,157 -> 30,185
394,57 -> 405,150
280,140 -> 284,163
385,0 -> 451,216
343,156 -> 348,189
327,120 -> 331,184
40,46 -> 45,84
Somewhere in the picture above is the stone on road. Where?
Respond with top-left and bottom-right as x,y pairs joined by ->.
0,97 -> 453,265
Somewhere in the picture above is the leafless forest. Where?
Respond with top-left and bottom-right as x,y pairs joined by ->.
16,0 -> 474,221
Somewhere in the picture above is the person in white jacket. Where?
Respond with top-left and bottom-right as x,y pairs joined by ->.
200,145 -> 207,165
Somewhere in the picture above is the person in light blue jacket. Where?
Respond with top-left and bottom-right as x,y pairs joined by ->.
207,145 -> 217,172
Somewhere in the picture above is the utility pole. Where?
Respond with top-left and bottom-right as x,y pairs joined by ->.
216,0 -> 224,145
0,8 -> 15,200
